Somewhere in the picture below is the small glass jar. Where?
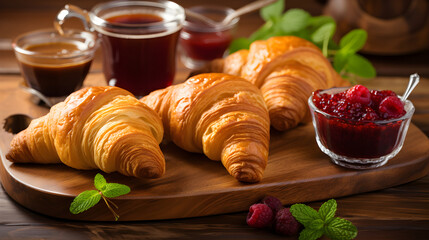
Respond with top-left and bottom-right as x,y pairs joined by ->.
308,87 -> 415,169
179,6 -> 239,70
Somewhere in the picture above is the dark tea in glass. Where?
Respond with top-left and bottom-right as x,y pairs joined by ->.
101,13 -> 180,97
88,1 -> 185,97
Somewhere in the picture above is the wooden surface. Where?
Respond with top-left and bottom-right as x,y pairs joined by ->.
1,84 -> 428,221
1,0 -> 429,239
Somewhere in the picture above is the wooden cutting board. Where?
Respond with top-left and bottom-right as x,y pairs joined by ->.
1,118 -> 429,221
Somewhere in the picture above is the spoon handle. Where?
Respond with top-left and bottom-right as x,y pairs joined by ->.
185,9 -> 218,27
402,73 -> 420,102
222,0 -> 277,24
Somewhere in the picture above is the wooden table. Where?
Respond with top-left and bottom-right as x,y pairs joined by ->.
1,0 -> 429,239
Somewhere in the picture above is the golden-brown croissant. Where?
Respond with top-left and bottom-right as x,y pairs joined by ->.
200,36 -> 349,131
6,86 -> 165,178
141,73 -> 270,183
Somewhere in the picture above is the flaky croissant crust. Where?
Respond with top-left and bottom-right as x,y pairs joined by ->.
142,73 -> 270,183
7,86 -> 165,178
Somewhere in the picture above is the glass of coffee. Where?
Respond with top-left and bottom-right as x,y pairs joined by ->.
13,29 -> 97,100
56,1 -> 185,97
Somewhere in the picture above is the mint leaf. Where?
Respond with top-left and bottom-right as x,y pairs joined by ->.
290,203 -> 321,227
308,15 -> 335,28
70,173 -> 131,220
102,183 -> 131,198
319,199 -> 337,223
249,20 -> 275,42
280,9 -> 311,33
346,54 -> 376,78
311,22 -> 336,44
308,218 -> 324,230
339,29 -> 367,54
94,173 -> 107,191
229,37 -> 252,53
299,228 -> 324,240
260,0 -> 284,21
325,217 -> 358,240
70,190 -> 101,214
333,51 -> 349,73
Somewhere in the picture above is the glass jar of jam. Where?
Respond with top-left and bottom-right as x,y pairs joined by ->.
308,85 -> 415,169
179,6 -> 239,70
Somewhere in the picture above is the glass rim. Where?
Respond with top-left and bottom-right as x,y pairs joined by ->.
89,0 -> 185,38
308,87 -> 415,124
12,28 -> 97,60
183,5 -> 239,32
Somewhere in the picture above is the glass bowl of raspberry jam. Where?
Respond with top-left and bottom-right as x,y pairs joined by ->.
308,85 -> 415,169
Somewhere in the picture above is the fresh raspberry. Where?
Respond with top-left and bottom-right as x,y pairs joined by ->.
370,89 -> 396,108
261,196 -> 283,213
274,208 -> 301,236
379,96 -> 405,119
346,85 -> 371,105
246,203 -> 274,228
362,107 -> 379,121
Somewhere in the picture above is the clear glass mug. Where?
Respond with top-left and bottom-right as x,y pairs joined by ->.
55,1 -> 185,97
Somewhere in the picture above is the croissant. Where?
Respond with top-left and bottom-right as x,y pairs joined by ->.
200,36 -> 349,131
141,73 -> 270,183
6,86 -> 165,178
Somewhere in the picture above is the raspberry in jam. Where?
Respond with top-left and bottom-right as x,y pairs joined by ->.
308,85 -> 415,169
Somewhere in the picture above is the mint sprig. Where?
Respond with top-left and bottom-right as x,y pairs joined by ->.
229,0 -> 376,82
70,173 -> 130,221
290,199 -> 357,240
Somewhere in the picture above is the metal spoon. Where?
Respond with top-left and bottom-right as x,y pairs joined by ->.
221,0 -> 277,25
402,73 -> 420,102
185,0 -> 276,27
184,9 -> 219,27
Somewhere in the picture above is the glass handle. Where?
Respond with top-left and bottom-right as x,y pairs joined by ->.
54,4 -> 92,35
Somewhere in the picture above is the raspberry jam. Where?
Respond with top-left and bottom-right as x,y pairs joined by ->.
309,85 -> 415,169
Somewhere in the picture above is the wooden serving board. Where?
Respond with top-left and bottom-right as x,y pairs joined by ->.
1,118 -> 429,221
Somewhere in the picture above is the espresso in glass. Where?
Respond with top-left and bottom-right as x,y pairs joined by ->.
13,29 -> 97,97
19,42 -> 92,97
88,1 -> 185,97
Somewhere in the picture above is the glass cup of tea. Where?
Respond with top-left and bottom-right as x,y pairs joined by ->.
55,1 -> 185,97
179,6 -> 239,70
13,28 -> 97,102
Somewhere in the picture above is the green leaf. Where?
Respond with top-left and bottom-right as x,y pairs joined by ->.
260,0 -> 284,21
249,20 -> 275,42
299,228 -> 324,240
101,183 -> 131,198
94,173 -> 107,191
280,9 -> 311,33
290,203 -> 321,227
308,218 -> 325,230
346,54 -> 376,78
333,51 -> 349,73
325,217 -> 358,240
339,29 -> 367,54
311,22 -> 336,44
318,199 -> 337,223
70,190 -> 101,214
229,37 -> 252,53
308,15 -> 335,28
